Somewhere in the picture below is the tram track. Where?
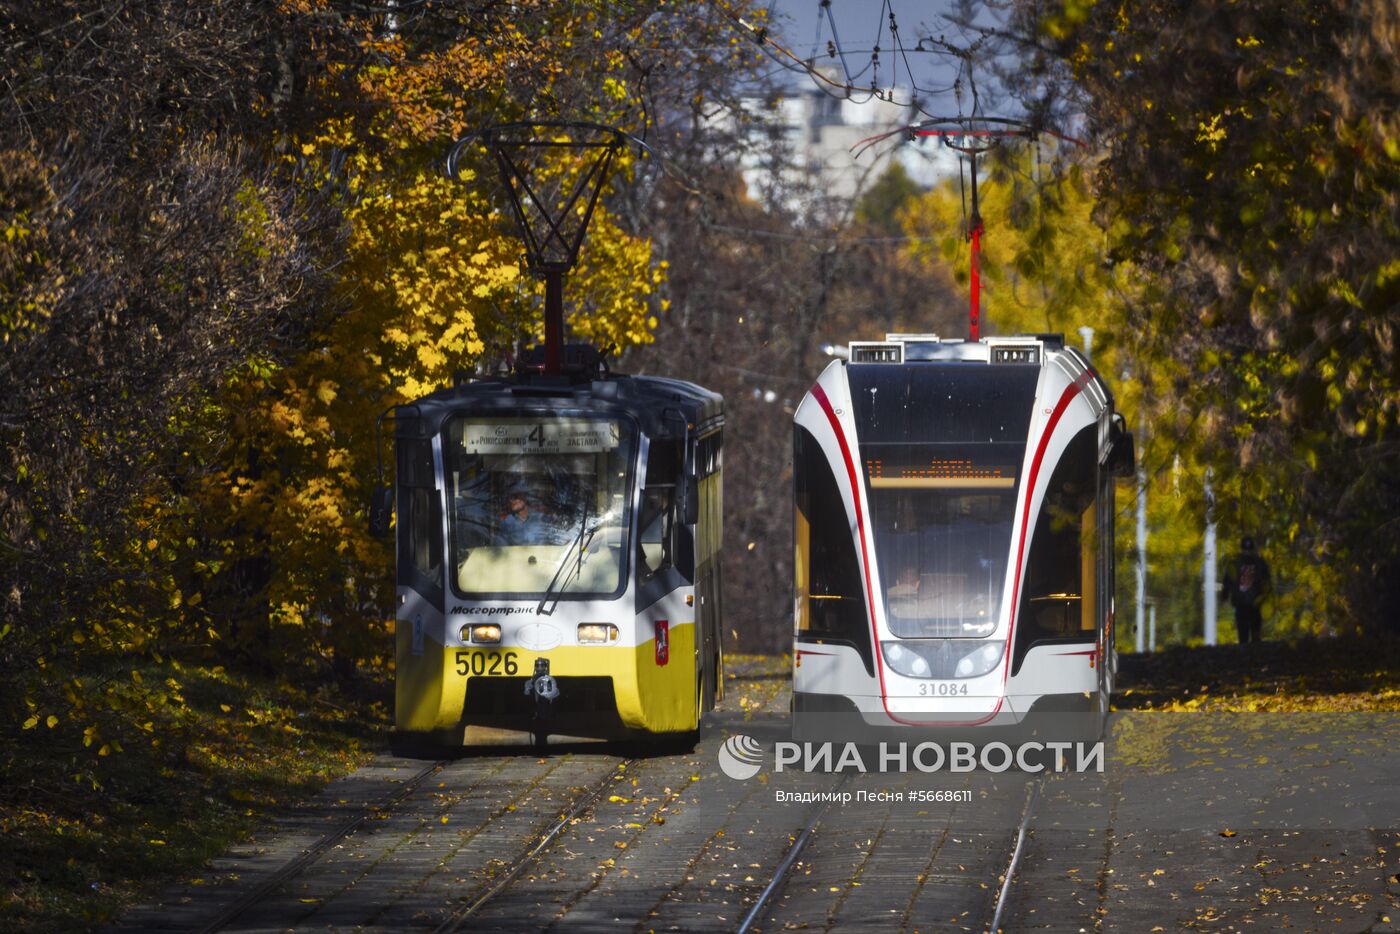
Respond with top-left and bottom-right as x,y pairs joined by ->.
141,676 -> 1065,934
737,772 -> 1045,934
626,756 -> 785,932
193,757 -> 449,934
138,661 -> 785,933
187,750 -> 634,933
429,756 -> 637,933
116,657 -> 1128,933
736,773 -> 854,934
337,751 -> 584,930
547,769 -> 698,931
988,778 -> 1041,934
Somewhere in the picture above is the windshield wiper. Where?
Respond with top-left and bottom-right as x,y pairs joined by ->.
537,505 -> 602,616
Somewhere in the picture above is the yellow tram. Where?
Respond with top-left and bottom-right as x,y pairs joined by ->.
375,345 -> 724,753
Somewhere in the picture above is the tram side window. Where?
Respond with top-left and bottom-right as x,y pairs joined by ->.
697,432 -> 722,477
405,489 -> 443,581
1013,425 -> 1097,672
694,432 -> 723,567
638,440 -> 682,578
397,439 -> 442,590
794,426 -> 868,651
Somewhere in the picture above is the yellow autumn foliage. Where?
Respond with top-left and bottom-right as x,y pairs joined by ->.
191,2 -> 666,669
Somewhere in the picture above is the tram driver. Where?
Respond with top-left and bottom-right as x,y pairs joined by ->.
498,487 -> 549,546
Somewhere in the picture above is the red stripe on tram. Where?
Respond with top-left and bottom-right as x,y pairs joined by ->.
1000,372 -> 1094,682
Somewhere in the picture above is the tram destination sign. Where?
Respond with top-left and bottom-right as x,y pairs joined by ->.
462,418 -> 620,455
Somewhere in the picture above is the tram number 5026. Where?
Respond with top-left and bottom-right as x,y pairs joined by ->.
455,650 -> 520,677
919,682 -> 969,696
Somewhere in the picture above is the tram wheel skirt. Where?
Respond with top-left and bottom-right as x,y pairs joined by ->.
790,690 -> 1104,747
390,675 -> 698,755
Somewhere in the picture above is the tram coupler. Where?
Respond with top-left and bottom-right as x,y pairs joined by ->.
524,657 -> 560,711
524,658 -> 559,747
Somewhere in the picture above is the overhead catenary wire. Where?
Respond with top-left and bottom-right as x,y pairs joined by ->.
716,0 -> 1093,174
720,0 -> 1017,125
698,220 -> 935,244
723,4 -> 953,116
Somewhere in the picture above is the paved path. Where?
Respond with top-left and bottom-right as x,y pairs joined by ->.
111,659 -> 1400,932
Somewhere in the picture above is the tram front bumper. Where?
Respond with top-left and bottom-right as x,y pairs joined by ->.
396,626 -> 697,739
791,689 -> 1103,749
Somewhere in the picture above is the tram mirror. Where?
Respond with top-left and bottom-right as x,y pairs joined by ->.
679,475 -> 700,526
1107,422 -> 1136,478
368,486 -> 395,538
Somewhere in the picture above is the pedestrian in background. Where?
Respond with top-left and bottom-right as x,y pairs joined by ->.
1224,536 -> 1271,643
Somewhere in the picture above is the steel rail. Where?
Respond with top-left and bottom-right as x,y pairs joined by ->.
988,778 -> 1042,933
736,773 -> 854,934
431,759 -> 636,933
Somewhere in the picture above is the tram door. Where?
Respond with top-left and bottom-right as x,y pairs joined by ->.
635,429 -> 722,714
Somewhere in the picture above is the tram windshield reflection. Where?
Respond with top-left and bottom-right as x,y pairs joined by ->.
863,443 -> 1023,638
445,416 -> 636,598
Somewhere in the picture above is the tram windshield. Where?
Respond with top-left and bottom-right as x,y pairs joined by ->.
445,416 -> 636,598
863,443 -> 1023,638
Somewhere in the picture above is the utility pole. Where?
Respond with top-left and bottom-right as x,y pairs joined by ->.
906,111 -> 1086,342
447,122 -> 627,379
968,153 -> 983,340
1203,466 -> 1218,645
1135,454 -> 1147,653
1123,361 -> 1147,654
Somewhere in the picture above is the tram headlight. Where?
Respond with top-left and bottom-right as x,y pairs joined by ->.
883,642 -> 927,678
882,640 -> 1005,679
577,623 -> 619,644
465,624 -> 502,644
954,641 -> 1005,678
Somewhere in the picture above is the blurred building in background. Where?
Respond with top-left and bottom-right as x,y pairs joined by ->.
720,72 -> 960,213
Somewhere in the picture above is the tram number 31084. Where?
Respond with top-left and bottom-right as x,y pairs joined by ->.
919,682 -> 970,696
455,650 -> 520,677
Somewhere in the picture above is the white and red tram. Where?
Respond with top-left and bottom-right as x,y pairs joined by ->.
791,333 -> 1135,741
